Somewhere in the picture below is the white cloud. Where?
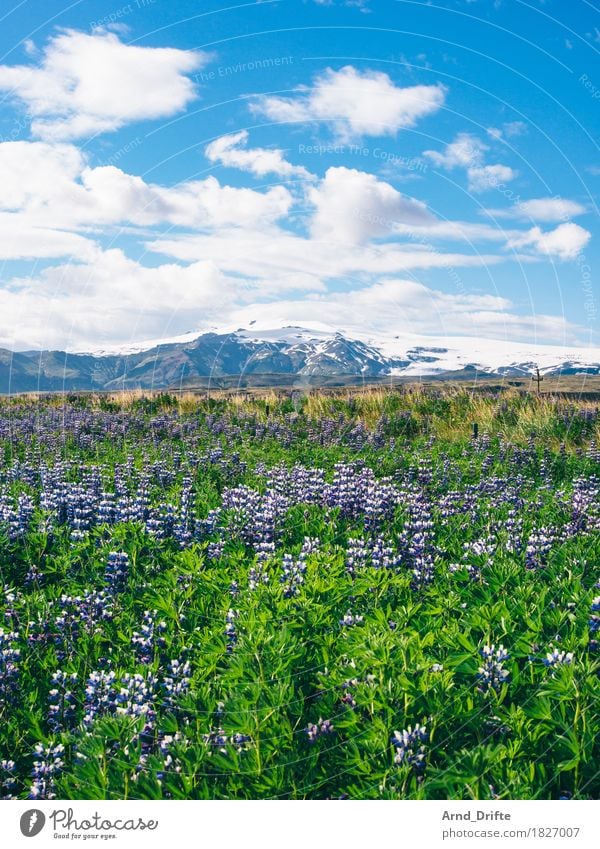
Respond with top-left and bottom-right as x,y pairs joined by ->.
0,29 -> 207,140
148,226 -> 506,287
507,222 -> 591,260
486,121 -> 527,140
503,197 -> 586,222
4,254 -> 574,351
0,141 -> 293,231
204,130 -> 312,179
313,0 -> 371,9
424,133 -> 486,169
79,168 -> 293,229
308,166 -> 434,244
424,132 -> 516,194
394,219 -> 519,243
227,278 -> 578,343
0,249 -> 243,350
467,164 -> 516,193
251,65 -> 445,139
0,141 -> 84,210
0,213 -> 97,260
0,132 -> 585,351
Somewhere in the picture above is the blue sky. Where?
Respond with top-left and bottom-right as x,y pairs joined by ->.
0,0 -> 597,351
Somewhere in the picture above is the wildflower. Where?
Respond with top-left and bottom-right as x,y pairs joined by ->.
0,758 -> 17,799
231,732 -> 252,752
336,676 -> 358,707
345,537 -> 369,575
48,670 -> 78,732
306,718 -> 334,742
339,611 -> 364,628
83,670 -> 117,728
162,659 -> 191,713
0,628 -> 20,705
225,609 -> 238,653
203,728 -> 229,753
543,647 -> 574,669
29,743 -> 65,800
476,644 -> 510,693
392,724 -> 428,775
105,551 -> 129,593
132,610 -> 167,663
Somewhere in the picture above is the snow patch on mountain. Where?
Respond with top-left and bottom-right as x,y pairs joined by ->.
74,322 -> 600,379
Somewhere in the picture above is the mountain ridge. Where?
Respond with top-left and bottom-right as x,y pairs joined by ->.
1,326 -> 600,393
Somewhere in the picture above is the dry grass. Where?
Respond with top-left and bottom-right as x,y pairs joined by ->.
6,380 -> 599,447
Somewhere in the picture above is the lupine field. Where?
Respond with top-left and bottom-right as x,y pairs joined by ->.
0,387 -> 598,801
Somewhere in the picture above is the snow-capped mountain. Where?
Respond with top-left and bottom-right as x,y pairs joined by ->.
2,325 -> 600,393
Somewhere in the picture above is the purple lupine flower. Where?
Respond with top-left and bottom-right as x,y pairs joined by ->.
542,647 -> 574,669
339,611 -> 364,628
392,724 -> 428,774
203,728 -> 229,753
132,610 -> 167,664
340,678 -> 358,708
225,609 -> 238,653
29,743 -> 65,799
0,628 -> 20,704
525,527 -> 556,570
114,673 -> 158,721
476,644 -> 510,693
105,551 -> 129,593
48,670 -> 78,732
83,670 -> 117,728
155,731 -> 187,786
162,659 -> 191,713
0,758 -> 17,799
306,718 -> 334,743
345,537 -> 369,575
371,537 -> 399,570
279,537 -> 319,596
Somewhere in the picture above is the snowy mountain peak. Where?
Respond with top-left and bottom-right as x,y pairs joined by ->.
3,326 -> 600,393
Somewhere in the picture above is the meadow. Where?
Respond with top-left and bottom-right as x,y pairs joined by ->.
0,386 -> 598,800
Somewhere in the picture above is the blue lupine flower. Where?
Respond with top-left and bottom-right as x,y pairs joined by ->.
477,644 -> 510,693
392,724 -> 428,774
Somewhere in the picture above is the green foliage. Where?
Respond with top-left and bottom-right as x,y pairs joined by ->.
0,390 -> 598,801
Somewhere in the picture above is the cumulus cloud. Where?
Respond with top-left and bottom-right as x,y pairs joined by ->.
308,166 -> 434,243
0,133 -> 586,350
5,252 -> 572,351
0,29 -> 207,140
251,65 -> 445,139
424,132 -> 516,194
226,278 -> 578,343
0,141 -> 293,232
424,133 -> 486,169
204,130 -> 312,179
0,141 -> 84,209
79,168 -> 293,229
0,249 -> 242,350
0,213 -> 97,260
148,226 -> 506,289
467,164 -> 516,194
507,222 -> 591,260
